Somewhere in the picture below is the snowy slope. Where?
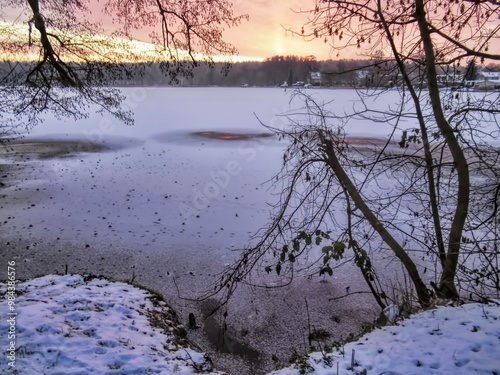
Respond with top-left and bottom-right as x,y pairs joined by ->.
270,301 -> 500,375
0,275 -> 220,375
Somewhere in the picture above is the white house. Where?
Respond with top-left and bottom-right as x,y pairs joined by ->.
474,70 -> 500,90
477,71 -> 500,80
309,71 -> 322,85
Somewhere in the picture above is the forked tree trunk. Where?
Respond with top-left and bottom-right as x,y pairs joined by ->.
377,1 -> 447,266
415,0 -> 470,298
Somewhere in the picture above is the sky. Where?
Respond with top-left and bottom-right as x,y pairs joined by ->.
1,1 -> 335,62
91,1 -> 335,62
226,1 -> 333,60
4,1 -> 498,63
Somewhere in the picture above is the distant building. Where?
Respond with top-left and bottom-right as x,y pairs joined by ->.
477,71 -> 500,80
357,70 -> 369,80
436,74 -> 464,88
434,65 -> 466,88
474,71 -> 500,90
309,71 -> 322,86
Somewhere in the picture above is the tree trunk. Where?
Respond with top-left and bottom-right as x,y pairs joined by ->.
321,133 -> 432,307
415,0 -> 470,299
377,0 -> 447,266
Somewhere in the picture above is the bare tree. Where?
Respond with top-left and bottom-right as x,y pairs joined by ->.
0,0 -> 247,136
208,0 -> 500,310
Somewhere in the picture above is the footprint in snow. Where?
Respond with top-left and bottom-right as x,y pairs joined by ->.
454,358 -> 470,367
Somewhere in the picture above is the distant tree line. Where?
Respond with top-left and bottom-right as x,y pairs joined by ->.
2,57 -> 499,88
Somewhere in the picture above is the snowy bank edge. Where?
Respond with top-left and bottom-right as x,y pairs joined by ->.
0,274 -> 222,374
268,300 -> 500,375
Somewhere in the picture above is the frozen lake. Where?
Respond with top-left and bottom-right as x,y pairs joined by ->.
4,87 -> 416,252
1,87 -> 498,374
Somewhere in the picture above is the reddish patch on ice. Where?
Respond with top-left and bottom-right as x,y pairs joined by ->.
192,131 -> 274,141
343,137 -> 389,145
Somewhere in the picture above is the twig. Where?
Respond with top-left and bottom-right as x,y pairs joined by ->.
328,291 -> 374,301
305,297 -> 312,346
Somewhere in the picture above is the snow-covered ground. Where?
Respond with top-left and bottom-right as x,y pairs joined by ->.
271,300 -> 500,375
0,274 -> 220,375
1,275 -> 499,374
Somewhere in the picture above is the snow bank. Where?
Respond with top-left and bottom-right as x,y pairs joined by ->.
0,275 -> 220,374
269,301 -> 500,375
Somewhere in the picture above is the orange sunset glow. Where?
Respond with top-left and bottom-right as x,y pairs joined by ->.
1,1 -> 337,62
91,1 -> 336,61
91,1 -> 336,60
90,1 -> 338,61
226,1 -> 334,60
2,1 -> 500,63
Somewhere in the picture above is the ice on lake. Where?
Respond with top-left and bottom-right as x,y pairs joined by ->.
1,86 -> 499,374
